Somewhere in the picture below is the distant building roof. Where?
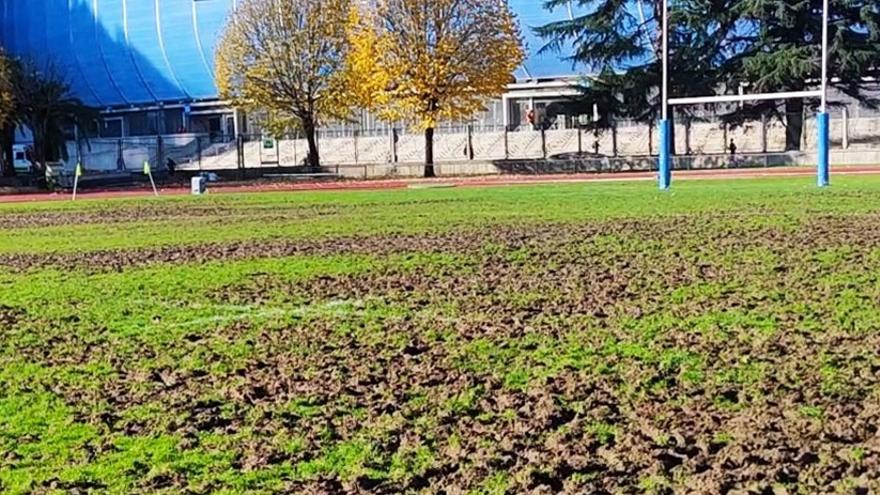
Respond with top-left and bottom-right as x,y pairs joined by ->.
0,0 -> 581,107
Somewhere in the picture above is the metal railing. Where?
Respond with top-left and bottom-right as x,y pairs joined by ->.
61,114 -> 879,178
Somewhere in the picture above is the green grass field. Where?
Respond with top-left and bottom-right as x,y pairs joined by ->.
3,177 -> 880,494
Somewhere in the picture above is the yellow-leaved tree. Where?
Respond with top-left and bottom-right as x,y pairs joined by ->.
341,8 -> 392,113
0,49 -> 18,177
351,0 -> 524,177
215,0 -> 354,169
0,50 -> 12,124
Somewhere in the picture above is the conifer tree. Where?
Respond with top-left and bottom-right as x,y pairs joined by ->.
722,0 -> 880,149
537,0 -> 880,152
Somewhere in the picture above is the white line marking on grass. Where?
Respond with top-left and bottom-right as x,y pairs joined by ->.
169,299 -> 364,329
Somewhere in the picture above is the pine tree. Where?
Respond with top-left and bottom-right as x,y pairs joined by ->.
721,0 -> 880,150
536,0 -> 740,154
537,0 -> 880,153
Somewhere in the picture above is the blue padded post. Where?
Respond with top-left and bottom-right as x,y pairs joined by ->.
658,119 -> 672,190
817,112 -> 830,187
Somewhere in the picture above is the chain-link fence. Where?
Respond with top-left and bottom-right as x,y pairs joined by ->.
63,110 -> 880,179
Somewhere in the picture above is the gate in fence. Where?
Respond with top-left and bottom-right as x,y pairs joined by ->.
259,136 -> 279,166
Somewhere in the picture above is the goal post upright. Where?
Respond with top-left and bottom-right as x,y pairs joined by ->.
658,0 -> 671,190
659,0 -> 831,189
817,0 -> 830,187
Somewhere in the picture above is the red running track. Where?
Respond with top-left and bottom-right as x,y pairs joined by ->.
2,166 -> 879,204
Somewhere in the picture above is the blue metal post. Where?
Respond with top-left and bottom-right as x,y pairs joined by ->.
658,119 -> 671,189
817,112 -> 830,187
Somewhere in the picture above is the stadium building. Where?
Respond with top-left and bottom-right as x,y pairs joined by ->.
0,0 -> 583,139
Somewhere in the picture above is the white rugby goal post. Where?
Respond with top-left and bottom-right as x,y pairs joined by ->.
658,0 -> 831,189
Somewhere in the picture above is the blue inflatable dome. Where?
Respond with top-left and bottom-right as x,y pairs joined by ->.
0,0 -> 578,108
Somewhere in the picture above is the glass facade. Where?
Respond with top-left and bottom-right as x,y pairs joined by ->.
0,0 -> 233,107
0,0 -> 579,109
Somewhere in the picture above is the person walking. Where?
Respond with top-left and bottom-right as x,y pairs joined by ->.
728,138 -> 738,167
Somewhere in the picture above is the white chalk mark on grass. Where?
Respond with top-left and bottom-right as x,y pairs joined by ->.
172,308 -> 292,328
169,299 -> 365,328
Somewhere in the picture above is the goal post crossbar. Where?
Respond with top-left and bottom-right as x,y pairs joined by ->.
668,90 -> 823,106
659,0 -> 830,189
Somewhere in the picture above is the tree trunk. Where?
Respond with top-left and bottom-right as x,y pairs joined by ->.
303,121 -> 320,170
684,119 -> 691,154
39,131 -> 48,173
424,127 -> 435,178
33,123 -> 46,173
784,98 -> 804,151
0,123 -> 14,177
612,122 -> 618,157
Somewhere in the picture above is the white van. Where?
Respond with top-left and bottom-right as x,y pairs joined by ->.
12,144 -> 33,173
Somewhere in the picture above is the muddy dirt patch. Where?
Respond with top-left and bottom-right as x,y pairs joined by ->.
6,213 -> 880,274
7,209 -> 880,493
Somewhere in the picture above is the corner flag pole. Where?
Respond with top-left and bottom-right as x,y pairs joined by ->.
144,161 -> 159,197
72,163 -> 82,201
817,0 -> 830,187
658,0 -> 671,190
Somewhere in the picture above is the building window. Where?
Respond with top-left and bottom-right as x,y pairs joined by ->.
101,118 -> 123,138
127,111 -> 162,136
164,109 -> 184,134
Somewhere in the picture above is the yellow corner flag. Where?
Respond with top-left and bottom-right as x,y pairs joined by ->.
75,163 -> 83,177
143,161 -> 151,175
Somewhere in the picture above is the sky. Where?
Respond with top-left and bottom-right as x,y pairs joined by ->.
511,0 -> 585,78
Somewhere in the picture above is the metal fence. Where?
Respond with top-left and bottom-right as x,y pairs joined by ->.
65,112 -> 880,178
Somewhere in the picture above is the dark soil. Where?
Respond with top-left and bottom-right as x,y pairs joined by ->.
0,203 -> 344,230
5,213 -> 880,274
11,213 -> 880,493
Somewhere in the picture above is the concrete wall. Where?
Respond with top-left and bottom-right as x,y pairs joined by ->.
64,117 -> 880,175
317,149 -> 880,180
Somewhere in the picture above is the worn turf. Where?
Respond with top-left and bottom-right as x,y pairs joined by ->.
3,178 -> 880,494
